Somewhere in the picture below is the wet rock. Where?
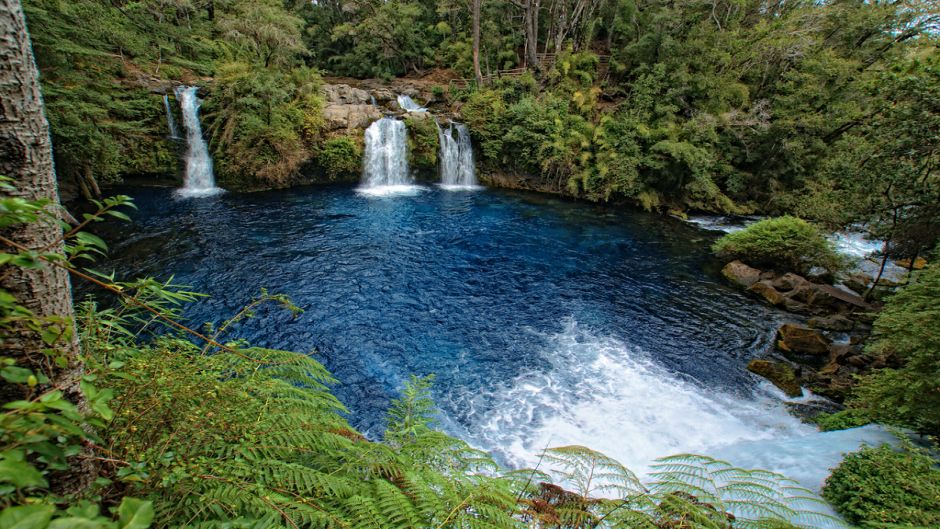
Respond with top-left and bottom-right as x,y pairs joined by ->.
747,359 -> 802,397
828,343 -> 858,363
777,323 -> 832,355
785,400 -> 845,424
722,260 -> 761,288
808,314 -> 855,332
782,298 -> 812,314
748,280 -> 785,306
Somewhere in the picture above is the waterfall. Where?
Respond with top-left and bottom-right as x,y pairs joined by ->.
436,121 -> 479,189
370,95 -> 378,108
164,94 -> 181,140
397,95 -> 427,112
175,86 -> 222,197
359,118 -> 420,196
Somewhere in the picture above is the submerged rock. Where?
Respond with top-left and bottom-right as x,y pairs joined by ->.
722,260 -> 761,288
747,359 -> 802,397
777,323 -> 831,355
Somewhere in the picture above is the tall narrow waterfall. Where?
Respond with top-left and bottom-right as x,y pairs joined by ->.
437,122 -> 479,189
359,118 -> 420,196
175,86 -> 222,197
164,94 -> 181,139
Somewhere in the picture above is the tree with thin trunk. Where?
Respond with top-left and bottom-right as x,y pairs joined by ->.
0,0 -> 93,493
472,0 -> 482,85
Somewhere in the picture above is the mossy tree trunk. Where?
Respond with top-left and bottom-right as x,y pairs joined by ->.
0,0 -> 93,494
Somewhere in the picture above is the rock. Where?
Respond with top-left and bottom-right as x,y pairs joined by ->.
747,359 -> 802,397
322,84 -> 372,105
748,280 -> 785,306
827,343 -> 866,365
782,298 -> 812,314
322,104 -> 383,131
777,323 -> 832,355
809,284 -> 871,312
722,261 -> 761,288
808,314 -> 855,332
894,257 -> 927,270
843,273 -> 871,295
806,267 -> 835,284
785,400 -> 845,424
772,272 -> 809,292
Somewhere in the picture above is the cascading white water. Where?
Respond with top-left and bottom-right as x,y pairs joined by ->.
175,86 -> 222,198
397,94 -> 427,112
163,94 -> 181,140
436,121 -> 480,189
359,118 -> 421,196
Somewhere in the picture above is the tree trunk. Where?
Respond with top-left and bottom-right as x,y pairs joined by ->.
525,0 -> 540,71
0,0 -> 92,494
472,0 -> 482,85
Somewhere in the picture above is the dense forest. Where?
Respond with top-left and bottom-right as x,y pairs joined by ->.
2,0 -> 940,528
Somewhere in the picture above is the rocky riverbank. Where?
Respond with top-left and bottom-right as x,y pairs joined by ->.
720,260 -> 904,412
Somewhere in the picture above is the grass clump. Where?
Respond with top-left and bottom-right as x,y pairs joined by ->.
712,216 -> 843,274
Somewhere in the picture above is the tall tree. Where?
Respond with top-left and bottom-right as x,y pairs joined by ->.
0,0 -> 91,492
473,0 -> 483,84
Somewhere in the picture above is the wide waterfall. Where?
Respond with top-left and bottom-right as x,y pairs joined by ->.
175,86 -> 222,198
397,95 -> 427,112
359,118 -> 420,196
437,121 -> 479,189
163,94 -> 181,140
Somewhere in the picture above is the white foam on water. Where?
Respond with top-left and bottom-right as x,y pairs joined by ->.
355,184 -> 427,197
174,187 -> 225,199
397,95 -> 427,112
465,320 -> 814,478
710,424 -> 900,494
438,184 -> 484,192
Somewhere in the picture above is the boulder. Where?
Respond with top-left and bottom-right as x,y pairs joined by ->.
809,284 -> 871,313
748,280 -> 785,306
777,323 -> 832,355
747,359 -> 802,397
322,104 -> 383,131
772,272 -> 809,292
827,343 -> 859,363
322,83 -> 372,105
894,257 -> 927,270
808,314 -> 855,332
722,261 -> 761,288
843,273 -> 871,295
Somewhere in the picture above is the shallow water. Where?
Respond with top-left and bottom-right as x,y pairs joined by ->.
95,185 -> 823,476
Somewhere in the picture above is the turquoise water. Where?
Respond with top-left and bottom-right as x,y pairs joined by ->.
95,184 -> 814,475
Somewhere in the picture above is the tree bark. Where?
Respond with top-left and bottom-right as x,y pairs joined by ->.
525,0 -> 540,71
472,0 -> 483,85
0,0 -> 92,493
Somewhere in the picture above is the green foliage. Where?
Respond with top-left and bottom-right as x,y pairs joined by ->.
712,216 -> 844,274
823,444 -> 940,528
317,136 -> 363,179
0,186 -> 151,528
813,410 -> 871,432
202,63 -> 324,187
404,116 -> 439,170
844,259 -> 940,437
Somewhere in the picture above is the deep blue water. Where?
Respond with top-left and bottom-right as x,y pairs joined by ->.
91,184 -> 811,472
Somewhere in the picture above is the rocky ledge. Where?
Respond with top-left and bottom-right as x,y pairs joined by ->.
722,260 -> 900,410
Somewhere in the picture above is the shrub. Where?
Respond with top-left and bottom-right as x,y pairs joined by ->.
845,258 -> 940,436
405,114 -> 439,170
823,444 -> 940,527
318,136 -> 362,178
711,216 -> 843,274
